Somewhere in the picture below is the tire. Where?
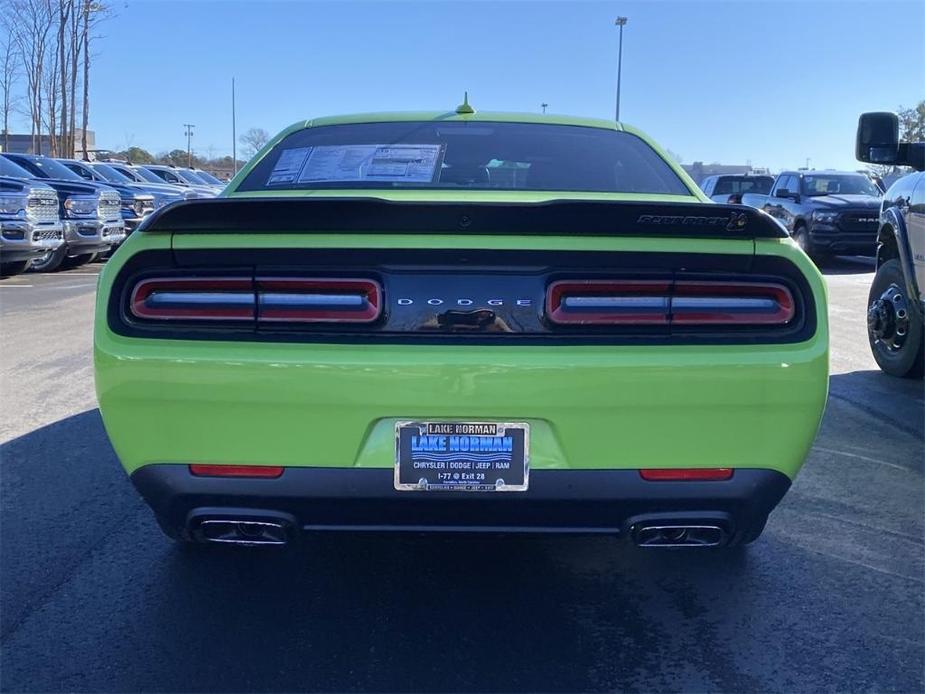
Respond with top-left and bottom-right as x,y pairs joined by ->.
0,260 -> 31,277
28,244 -> 67,272
867,258 -> 924,378
60,252 -> 96,270
791,225 -> 817,260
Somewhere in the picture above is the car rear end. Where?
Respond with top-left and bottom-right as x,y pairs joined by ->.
94,114 -> 828,548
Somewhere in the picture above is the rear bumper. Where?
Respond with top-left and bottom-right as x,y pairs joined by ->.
131,464 -> 791,543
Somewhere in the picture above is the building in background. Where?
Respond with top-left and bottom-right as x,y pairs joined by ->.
0,130 -> 96,158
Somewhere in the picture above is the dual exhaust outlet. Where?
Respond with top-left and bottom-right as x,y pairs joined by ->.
190,516 -> 728,548
631,523 -> 728,548
196,519 -> 289,546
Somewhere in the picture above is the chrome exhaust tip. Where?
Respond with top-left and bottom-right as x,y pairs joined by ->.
196,519 -> 289,546
631,524 -> 727,548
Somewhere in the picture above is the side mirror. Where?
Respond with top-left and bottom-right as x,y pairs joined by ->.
776,188 -> 798,201
856,112 -> 900,165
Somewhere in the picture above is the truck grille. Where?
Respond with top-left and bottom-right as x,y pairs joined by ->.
838,211 -> 879,233
98,190 -> 122,223
33,228 -> 63,241
26,189 -> 59,224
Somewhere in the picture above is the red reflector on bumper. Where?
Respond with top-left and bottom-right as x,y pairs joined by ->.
189,464 -> 284,478
640,468 -> 733,481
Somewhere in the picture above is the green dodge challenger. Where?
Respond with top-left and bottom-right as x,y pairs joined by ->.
94,107 -> 829,548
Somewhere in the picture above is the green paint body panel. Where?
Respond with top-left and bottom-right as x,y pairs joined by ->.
95,233 -> 828,480
95,112 -> 828,483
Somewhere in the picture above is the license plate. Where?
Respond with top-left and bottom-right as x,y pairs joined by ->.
394,421 -> 529,492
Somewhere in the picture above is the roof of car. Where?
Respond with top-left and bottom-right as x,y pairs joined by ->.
782,170 -> 864,176
299,111 -> 623,132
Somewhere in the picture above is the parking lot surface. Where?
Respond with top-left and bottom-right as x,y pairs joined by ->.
1,257 -> 922,693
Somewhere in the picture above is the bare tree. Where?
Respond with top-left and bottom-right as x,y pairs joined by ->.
9,0 -> 54,154
56,0 -> 73,157
43,28 -> 59,155
0,37 -> 21,152
67,0 -> 79,156
77,1 -> 110,159
239,127 -> 270,158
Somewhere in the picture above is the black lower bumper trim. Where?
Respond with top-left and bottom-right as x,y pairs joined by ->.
131,466 -> 791,543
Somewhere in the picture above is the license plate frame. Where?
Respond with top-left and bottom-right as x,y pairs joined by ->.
394,421 -> 530,492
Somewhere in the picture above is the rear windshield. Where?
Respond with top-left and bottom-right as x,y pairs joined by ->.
237,121 -> 691,195
713,176 -> 773,195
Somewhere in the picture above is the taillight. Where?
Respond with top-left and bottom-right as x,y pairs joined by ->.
640,468 -> 733,481
190,464 -> 284,478
130,277 -> 254,321
545,280 -> 671,325
546,279 -> 794,327
672,281 -> 794,325
129,276 -> 381,324
256,278 -> 381,323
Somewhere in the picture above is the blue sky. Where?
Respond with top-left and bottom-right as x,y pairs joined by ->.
35,0 -> 923,170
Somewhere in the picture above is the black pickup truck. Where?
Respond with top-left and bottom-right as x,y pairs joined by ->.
856,111 -> 925,378
741,170 -> 882,260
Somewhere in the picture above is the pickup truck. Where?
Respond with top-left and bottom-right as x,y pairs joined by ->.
699,174 -> 774,204
0,174 -> 65,277
0,153 -> 125,272
741,170 -> 882,260
855,111 -> 925,377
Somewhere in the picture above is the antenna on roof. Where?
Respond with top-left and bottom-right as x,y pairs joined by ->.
456,91 -> 475,115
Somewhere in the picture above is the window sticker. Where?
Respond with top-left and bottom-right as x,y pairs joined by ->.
267,147 -> 312,185
296,144 -> 444,184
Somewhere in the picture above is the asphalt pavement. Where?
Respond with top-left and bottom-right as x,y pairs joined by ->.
0,257 -> 922,693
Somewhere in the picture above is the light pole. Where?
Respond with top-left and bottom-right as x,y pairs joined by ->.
183,123 -> 195,167
232,78 -> 237,175
541,102 -> 548,114
614,16 -> 628,122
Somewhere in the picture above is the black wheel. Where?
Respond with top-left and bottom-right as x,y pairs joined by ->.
28,244 -> 67,272
0,260 -> 31,277
867,259 -> 924,378
60,252 -> 96,270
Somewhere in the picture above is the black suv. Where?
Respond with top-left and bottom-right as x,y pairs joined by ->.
856,112 -> 925,377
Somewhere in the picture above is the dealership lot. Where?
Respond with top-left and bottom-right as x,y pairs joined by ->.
1,258 -> 922,692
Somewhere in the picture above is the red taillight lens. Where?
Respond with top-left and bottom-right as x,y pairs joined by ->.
130,277 -> 255,321
545,280 -> 672,325
546,279 -> 794,327
189,464 -> 284,478
256,277 -> 381,323
671,281 -> 794,325
129,276 -> 382,324
640,468 -> 733,481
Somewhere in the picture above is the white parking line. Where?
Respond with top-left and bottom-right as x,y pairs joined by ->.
0,284 -> 34,288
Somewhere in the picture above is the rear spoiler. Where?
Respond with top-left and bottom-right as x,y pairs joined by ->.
139,197 -> 787,240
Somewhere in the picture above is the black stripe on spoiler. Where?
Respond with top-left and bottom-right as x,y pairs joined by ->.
140,197 -> 787,239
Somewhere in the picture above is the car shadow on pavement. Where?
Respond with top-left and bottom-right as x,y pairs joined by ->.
0,409 -> 763,693
2,408 -> 921,693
